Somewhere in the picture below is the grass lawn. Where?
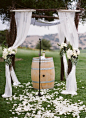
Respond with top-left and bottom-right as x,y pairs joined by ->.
0,47 -> 86,118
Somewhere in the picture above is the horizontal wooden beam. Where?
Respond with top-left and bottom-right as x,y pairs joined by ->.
32,14 -> 59,19
35,9 -> 58,11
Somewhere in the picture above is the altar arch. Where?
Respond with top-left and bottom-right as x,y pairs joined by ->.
2,9 -> 80,98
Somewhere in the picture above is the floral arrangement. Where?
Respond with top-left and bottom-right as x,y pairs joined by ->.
58,43 -> 67,57
58,42 -> 80,65
2,47 -> 17,65
67,48 -> 80,65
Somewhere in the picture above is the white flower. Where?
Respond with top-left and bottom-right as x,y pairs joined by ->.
3,48 -> 8,53
2,47 -> 17,60
60,43 -> 67,49
77,49 -> 80,55
2,55 -> 7,59
67,49 -> 73,59
8,47 -> 12,52
8,47 -> 14,55
73,51 -> 78,58
7,47 -> 17,55
2,48 -> 8,59
73,48 -> 80,56
11,51 -> 16,55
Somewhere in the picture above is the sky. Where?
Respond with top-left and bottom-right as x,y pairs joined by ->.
0,19 -> 86,36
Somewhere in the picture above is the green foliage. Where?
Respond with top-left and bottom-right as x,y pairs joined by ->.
36,39 -> 51,50
0,30 -> 8,46
0,0 -> 76,22
81,0 -> 86,9
0,0 -> 86,23
67,43 -> 73,50
4,55 -> 12,65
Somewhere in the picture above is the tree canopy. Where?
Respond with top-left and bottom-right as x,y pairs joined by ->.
0,0 -> 86,23
0,0 -> 78,21
0,30 -> 8,45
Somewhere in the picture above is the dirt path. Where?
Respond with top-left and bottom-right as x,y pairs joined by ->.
0,57 -> 23,62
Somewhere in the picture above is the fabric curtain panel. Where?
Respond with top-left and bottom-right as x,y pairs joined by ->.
58,11 -> 79,95
58,11 -> 78,48
2,11 -> 32,98
12,11 -> 32,49
31,18 -> 60,26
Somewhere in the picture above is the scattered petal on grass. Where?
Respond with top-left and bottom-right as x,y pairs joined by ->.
7,82 -> 86,118
82,86 -> 84,88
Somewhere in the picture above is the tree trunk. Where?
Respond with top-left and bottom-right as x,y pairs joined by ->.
60,38 -> 66,81
7,1 -> 17,69
68,59 -> 72,75
75,5 -> 80,30
7,12 -> 16,70
60,57 -> 65,81
6,1 -> 16,84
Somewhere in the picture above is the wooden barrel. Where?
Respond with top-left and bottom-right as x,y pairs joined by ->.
31,57 -> 55,89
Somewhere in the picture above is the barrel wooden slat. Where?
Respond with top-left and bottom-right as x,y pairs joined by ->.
31,57 -> 55,89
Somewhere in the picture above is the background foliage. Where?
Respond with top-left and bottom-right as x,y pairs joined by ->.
0,0 -> 86,22
0,30 -> 8,45
36,39 -> 51,50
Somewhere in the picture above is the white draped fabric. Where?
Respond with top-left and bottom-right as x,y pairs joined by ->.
63,54 -> 68,78
61,65 -> 77,95
2,11 -> 34,98
31,18 -> 60,26
58,11 -> 79,95
58,11 -> 78,48
12,11 -> 32,49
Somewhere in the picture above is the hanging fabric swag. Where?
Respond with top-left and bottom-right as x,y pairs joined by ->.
2,10 -> 35,98
57,10 -> 79,95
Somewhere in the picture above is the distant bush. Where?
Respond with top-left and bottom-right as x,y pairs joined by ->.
79,40 -> 85,45
0,30 -> 8,46
36,39 -> 51,50
84,47 -> 86,49
79,47 -> 82,50
55,38 -> 59,42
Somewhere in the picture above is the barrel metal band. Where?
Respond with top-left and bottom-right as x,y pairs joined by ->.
32,80 -> 55,83
33,57 -> 53,61
31,67 -> 54,70
34,87 -> 54,90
